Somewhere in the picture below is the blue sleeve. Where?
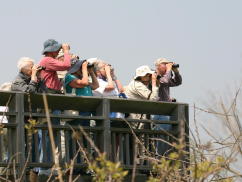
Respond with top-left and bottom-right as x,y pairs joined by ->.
64,74 -> 77,87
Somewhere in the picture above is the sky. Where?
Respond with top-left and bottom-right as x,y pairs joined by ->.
0,0 -> 242,171
1,0 -> 242,105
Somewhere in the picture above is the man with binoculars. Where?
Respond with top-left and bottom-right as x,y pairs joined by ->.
155,58 -> 182,102
153,58 -> 182,155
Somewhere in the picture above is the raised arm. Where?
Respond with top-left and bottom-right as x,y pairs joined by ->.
43,44 -> 71,71
88,67 -> 99,90
159,63 -> 182,87
104,65 -> 115,91
111,70 -> 124,93
68,61 -> 89,88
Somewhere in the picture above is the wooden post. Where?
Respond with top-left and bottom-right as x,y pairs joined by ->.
177,104 -> 189,172
96,99 -> 111,159
15,93 -> 26,180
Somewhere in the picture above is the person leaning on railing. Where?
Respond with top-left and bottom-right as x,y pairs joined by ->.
38,39 -> 71,94
124,65 -> 159,128
63,58 -> 99,166
92,60 -> 125,118
10,57 -> 43,181
11,57 -> 41,92
152,58 -> 182,155
124,65 -> 159,165
64,58 -> 99,126
37,39 -> 71,176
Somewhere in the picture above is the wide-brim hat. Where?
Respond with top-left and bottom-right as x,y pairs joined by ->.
42,39 -> 62,54
154,58 -> 171,66
68,59 -> 85,74
134,65 -> 154,79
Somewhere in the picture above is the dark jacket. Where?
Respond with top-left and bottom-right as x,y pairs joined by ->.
11,72 -> 39,93
158,71 -> 182,102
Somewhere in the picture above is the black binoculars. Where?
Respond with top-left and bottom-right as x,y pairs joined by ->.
172,64 -> 179,68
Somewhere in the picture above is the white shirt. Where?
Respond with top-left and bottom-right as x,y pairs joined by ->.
93,78 -> 119,97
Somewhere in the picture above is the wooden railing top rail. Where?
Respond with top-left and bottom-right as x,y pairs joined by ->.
0,91 -> 188,115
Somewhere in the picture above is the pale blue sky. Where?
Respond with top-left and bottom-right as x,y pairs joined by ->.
1,0 -> 242,105
0,0 -> 242,172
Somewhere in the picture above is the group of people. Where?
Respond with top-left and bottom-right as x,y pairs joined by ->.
1,39 -> 182,180
10,38 -> 182,107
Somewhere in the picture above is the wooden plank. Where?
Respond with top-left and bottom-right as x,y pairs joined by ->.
0,133 -> 3,161
111,127 -> 178,135
34,132 -> 39,162
72,136 -> 77,164
24,93 -> 103,111
100,99 -> 111,159
125,133 -> 130,165
64,130 -> 70,162
109,98 -> 187,115
79,133 -> 84,164
111,132 -> 117,162
119,133 -> 124,164
57,130 -> 62,161
42,130 -> 47,162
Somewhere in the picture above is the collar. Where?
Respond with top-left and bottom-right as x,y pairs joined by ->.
19,72 -> 31,81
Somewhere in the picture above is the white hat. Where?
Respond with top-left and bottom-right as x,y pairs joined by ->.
87,57 -> 98,65
134,65 -> 154,79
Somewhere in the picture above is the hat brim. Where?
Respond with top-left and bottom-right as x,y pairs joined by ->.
134,70 -> 154,79
68,60 -> 84,74
42,43 -> 62,54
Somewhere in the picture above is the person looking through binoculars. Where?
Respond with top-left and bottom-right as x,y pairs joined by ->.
152,58 -> 182,155
154,58 -> 182,102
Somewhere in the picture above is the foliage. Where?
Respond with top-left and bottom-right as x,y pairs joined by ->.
88,153 -> 128,182
25,119 -> 40,136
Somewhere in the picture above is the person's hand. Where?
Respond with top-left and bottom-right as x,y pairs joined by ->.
151,73 -> 157,81
31,65 -> 39,82
32,65 -> 39,75
82,61 -> 88,69
62,43 -> 70,53
166,63 -> 173,71
151,73 -> 158,87
104,64 -> 111,74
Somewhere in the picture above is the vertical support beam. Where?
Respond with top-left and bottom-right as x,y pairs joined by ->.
103,99 -> 111,159
8,94 -> 16,160
177,105 -> 186,146
177,104 -> 189,171
96,99 -> 111,159
184,105 -> 190,168
15,93 -> 26,180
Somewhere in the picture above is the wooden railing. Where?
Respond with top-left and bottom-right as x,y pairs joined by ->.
0,91 -> 189,181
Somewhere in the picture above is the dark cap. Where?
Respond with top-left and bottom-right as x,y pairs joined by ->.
68,59 -> 85,74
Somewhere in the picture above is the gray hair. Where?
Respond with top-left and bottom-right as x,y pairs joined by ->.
93,60 -> 106,72
17,57 -> 35,71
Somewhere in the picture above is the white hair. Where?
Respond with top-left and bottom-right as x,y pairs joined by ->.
17,57 -> 35,71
